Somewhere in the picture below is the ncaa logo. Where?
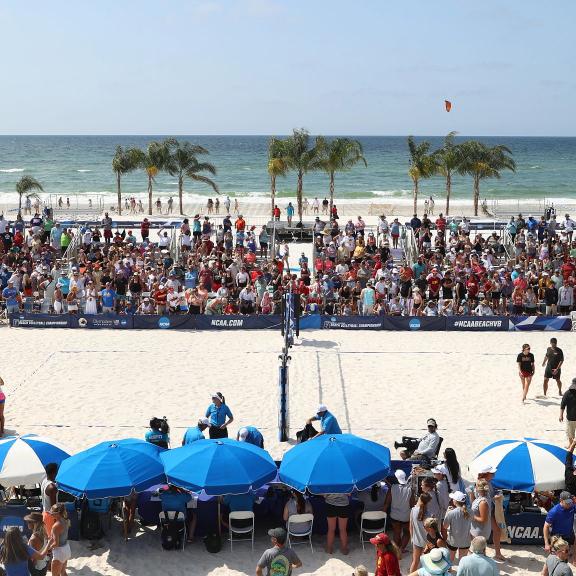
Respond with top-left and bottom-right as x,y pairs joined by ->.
409,318 -> 421,330
78,317 -> 88,328
331,316 -> 337,322
158,316 -> 171,329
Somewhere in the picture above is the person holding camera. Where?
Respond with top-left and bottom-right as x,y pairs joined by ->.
145,417 -> 170,449
396,418 -> 440,464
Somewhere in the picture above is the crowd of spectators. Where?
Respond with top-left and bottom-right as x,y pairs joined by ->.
1,206 -> 576,318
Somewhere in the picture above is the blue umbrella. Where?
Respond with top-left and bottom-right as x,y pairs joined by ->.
56,439 -> 166,498
0,434 -> 70,487
279,434 -> 391,493
161,439 -> 277,495
469,437 -> 574,492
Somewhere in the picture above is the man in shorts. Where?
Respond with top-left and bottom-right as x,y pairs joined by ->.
542,337 -> 564,396
256,527 -> 302,576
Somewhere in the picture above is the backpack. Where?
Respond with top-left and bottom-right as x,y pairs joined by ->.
161,520 -> 183,551
80,500 -> 104,540
295,423 -> 317,444
203,532 -> 222,553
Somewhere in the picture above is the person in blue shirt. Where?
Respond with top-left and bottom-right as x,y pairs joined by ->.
2,281 -> 20,313
100,282 -> 116,313
544,491 -> 576,551
237,426 -> 264,449
145,417 -> 170,448
0,526 -> 52,576
158,485 -> 196,542
286,202 -> 295,226
307,404 -> 342,438
182,418 -> 210,445
205,392 -> 234,439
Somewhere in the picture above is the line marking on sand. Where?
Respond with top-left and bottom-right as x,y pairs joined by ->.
316,351 -> 323,404
336,352 -> 352,433
11,351 -> 57,395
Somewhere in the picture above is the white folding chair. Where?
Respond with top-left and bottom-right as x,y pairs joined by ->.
287,513 -> 314,553
229,511 -> 255,551
159,511 -> 187,550
359,511 -> 387,550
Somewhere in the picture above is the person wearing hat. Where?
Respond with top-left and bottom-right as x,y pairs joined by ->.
1,279 -> 20,314
182,418 -> 210,445
256,527 -> 302,576
561,382 -> 576,451
24,510 -> 50,576
398,418 -> 440,463
205,392 -> 234,439
236,425 -> 264,448
383,469 -> 413,552
369,532 -> 401,576
407,546 -> 451,576
306,404 -> 342,438
442,491 -> 471,562
544,491 -> 576,556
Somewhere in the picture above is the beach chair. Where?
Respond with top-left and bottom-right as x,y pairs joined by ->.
359,511 -> 387,550
159,511 -> 186,551
287,513 -> 314,553
228,511 -> 255,551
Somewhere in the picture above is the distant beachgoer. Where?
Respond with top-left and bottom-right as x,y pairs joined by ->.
224,195 -> 231,213
205,392 -> 234,439
303,197 -> 309,215
542,337 -> 564,396
214,197 -> 220,214
207,198 -> 213,214
234,198 -> 239,214
156,198 -> 162,213
312,197 -> 320,214
322,198 -> 329,215
286,202 -> 295,227
138,199 -> 144,212
517,343 -> 535,403
167,196 -> 174,214
58,197 -> 63,208
65,197 -> 70,209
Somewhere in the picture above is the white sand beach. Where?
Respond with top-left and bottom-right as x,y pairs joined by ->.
3,327 -> 574,575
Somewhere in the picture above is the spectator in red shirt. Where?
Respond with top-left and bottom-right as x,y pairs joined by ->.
235,215 -> 246,232
141,218 -> 150,242
369,533 -> 401,576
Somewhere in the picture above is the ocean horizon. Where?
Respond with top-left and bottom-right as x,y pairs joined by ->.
1,135 -> 575,205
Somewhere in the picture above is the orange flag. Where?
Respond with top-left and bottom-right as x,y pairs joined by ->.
445,100 -> 452,112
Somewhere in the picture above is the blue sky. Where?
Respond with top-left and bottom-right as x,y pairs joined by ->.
0,0 -> 573,136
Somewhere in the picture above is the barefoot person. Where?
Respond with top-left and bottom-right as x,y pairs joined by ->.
517,343 -> 535,403
50,503 -> 71,576
542,337 -> 564,396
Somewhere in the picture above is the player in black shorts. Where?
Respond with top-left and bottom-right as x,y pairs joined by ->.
542,337 -> 564,396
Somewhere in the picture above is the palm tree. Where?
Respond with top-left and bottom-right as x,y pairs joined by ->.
407,136 -> 437,214
267,138 -> 289,217
283,129 -> 322,222
165,140 -> 218,215
135,141 -> 172,215
15,176 -> 43,216
112,146 -> 141,215
458,141 -> 516,216
433,132 -> 462,216
317,137 -> 367,215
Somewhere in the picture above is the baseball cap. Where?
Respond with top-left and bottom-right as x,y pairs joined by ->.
353,567 -> 368,576
317,404 -> 328,413
560,491 -> 572,503
369,533 -> 390,546
449,490 -> 467,503
238,428 -> 249,441
432,464 -> 448,476
198,418 -> 210,427
268,527 -> 287,544
477,464 -> 497,474
427,418 -> 438,427
395,469 -> 407,485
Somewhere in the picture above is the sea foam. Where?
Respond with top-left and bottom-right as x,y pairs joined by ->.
0,168 -> 24,173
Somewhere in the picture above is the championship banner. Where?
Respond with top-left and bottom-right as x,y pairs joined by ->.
320,315 -> 383,330
504,512 -> 545,545
9,313 -> 70,328
68,314 -> 133,329
382,316 -> 446,331
132,314 -> 195,330
193,315 -> 282,330
446,316 -> 508,331
509,316 -> 572,331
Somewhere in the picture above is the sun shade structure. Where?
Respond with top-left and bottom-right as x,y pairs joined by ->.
279,434 -> 391,494
469,437 -> 574,492
56,438 -> 166,498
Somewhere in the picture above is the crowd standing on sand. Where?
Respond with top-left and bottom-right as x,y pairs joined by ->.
2,205 -> 576,320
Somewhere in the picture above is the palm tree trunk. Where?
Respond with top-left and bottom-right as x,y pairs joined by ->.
148,176 -> 153,216
473,175 -> 480,216
178,175 -> 184,215
116,173 -> 122,215
270,174 -> 276,218
329,172 -> 335,216
412,179 -> 419,213
18,193 -> 23,215
296,170 -> 303,222
445,172 -> 451,216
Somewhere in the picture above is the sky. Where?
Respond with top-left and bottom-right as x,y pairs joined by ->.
0,0 -> 574,136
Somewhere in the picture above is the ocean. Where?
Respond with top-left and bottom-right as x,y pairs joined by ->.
0,135 -> 575,205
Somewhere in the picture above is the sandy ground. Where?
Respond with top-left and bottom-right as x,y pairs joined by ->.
3,327 -> 574,575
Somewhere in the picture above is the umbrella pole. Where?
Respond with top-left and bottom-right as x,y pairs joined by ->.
218,498 -> 221,538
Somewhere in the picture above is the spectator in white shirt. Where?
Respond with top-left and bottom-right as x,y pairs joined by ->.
474,299 -> 493,316
558,281 -> 574,315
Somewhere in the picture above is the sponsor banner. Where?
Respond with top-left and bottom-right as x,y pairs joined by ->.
382,316 -> 446,331
9,313 -> 70,328
504,512 -> 544,545
509,316 -> 572,331
446,316 -> 508,331
320,315 -> 383,330
194,315 -> 282,330
133,315 -> 195,330
68,314 -> 133,329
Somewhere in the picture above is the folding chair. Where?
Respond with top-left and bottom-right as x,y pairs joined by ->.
359,511 -> 387,550
159,511 -> 186,551
287,513 -> 314,553
229,511 -> 255,551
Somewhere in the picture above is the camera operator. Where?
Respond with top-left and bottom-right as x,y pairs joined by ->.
396,418 -> 440,465
146,416 -> 170,448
